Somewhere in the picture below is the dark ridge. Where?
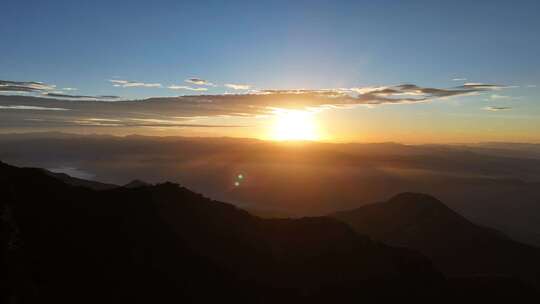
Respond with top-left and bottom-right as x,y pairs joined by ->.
1,162 -> 538,302
42,169 -> 117,190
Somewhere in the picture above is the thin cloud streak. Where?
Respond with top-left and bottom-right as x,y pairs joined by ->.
44,93 -> 121,100
225,83 -> 250,90
484,106 -> 512,111
185,78 -> 214,86
168,85 -> 208,91
0,105 -> 70,111
110,79 -> 162,88
0,80 -> 56,93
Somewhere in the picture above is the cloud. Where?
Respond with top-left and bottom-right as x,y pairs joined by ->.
527,85 -> 537,88
490,94 -> 511,100
70,117 -> 244,128
0,80 -> 56,93
460,83 -> 509,90
0,105 -> 69,111
487,94 -> 523,101
1,81 -> 510,131
168,85 -> 208,91
483,106 -> 512,111
452,78 -> 467,81
109,79 -> 162,88
329,83 -> 499,105
43,93 -> 121,100
155,81 -> 507,114
348,86 -> 390,95
62,87 -> 78,91
225,83 -> 251,90
185,78 -> 214,86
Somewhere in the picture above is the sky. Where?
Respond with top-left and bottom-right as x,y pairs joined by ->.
1,0 -> 540,143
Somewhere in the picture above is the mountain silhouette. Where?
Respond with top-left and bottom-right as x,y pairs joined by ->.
43,169 -> 117,190
334,192 -> 540,289
123,179 -> 151,188
1,162 -> 538,303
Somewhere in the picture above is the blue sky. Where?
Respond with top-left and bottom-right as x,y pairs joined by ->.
1,0 -> 539,142
2,0 -> 539,95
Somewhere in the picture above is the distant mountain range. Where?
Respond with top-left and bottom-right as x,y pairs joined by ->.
2,133 -> 539,248
1,161 -> 538,302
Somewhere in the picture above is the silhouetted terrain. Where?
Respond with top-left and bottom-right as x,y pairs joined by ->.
1,133 -> 540,247
123,179 -> 151,189
43,169 -> 117,190
2,161 -> 539,302
0,161 -> 437,303
334,193 -> 540,289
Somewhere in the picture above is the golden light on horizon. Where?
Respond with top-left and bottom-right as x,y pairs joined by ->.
270,109 -> 319,141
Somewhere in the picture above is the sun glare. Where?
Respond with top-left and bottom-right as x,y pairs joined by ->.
270,110 -> 319,141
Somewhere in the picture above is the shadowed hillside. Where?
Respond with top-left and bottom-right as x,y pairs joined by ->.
1,162 -> 538,303
0,161 -> 447,303
334,193 -> 540,289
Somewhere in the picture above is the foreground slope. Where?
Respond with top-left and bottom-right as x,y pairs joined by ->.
0,161 -> 446,303
1,162 -> 538,302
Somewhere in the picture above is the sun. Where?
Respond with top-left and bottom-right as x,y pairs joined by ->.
270,109 -> 319,141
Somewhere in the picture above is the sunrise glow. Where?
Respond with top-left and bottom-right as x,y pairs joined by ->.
270,110 -> 319,141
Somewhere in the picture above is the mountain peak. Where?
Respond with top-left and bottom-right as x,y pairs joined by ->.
333,192 -> 540,289
385,192 -> 454,216
356,192 -> 468,228
388,192 -> 445,207
123,179 -> 151,188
